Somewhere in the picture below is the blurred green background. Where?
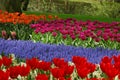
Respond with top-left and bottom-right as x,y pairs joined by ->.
0,0 -> 120,19
27,0 -> 120,18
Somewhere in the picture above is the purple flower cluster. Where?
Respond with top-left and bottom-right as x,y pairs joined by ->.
30,18 -> 120,42
0,38 -> 120,64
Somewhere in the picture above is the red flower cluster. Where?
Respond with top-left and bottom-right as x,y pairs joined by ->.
2,56 -> 12,67
51,58 -> 74,79
26,58 -> 39,69
100,55 -> 120,79
7,65 -> 31,79
26,58 -> 51,71
72,56 -> 96,78
1,55 -> 120,79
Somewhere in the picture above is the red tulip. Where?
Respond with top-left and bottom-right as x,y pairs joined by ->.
59,64 -> 74,76
87,63 -> 96,73
8,66 -> 20,79
37,61 -> 51,71
100,62 -> 118,78
101,56 -> 112,63
113,55 -> 120,63
51,67 -> 65,78
36,74 -> 48,80
2,56 -> 12,67
64,65 -> 74,75
0,70 -> 9,80
77,66 -> 90,78
72,56 -> 87,66
26,58 -> 39,70
19,65 -> 31,77
53,58 -> 68,68
106,67 -> 118,79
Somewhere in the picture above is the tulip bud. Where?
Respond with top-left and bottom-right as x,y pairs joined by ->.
1,30 -> 7,39
52,32 -> 57,37
10,31 -> 16,39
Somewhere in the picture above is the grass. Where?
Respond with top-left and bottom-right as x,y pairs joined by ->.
24,11 -> 120,22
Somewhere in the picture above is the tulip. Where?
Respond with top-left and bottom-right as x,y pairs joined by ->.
0,70 -> 9,80
19,65 -> 31,77
100,56 -> 119,79
51,67 -> 65,78
77,66 -> 90,78
26,58 -> 39,70
1,30 -> 7,39
52,58 -> 68,68
101,56 -> 112,63
7,66 -> 20,79
52,32 -> 57,37
10,31 -> 17,39
2,56 -> 12,67
37,61 -> 51,71
36,74 -> 48,80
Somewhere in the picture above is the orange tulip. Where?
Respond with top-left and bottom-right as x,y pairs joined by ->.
0,10 -> 60,24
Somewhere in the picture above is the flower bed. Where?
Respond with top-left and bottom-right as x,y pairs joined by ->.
0,39 -> 120,64
0,10 -> 59,24
0,10 -> 120,79
0,54 -> 120,80
30,18 -> 120,49
0,10 -> 60,40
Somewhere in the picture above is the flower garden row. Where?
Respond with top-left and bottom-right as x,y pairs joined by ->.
0,10 -> 120,50
0,10 -> 60,40
0,39 -> 120,64
0,54 -> 120,80
0,10 -> 59,24
30,18 -> 120,50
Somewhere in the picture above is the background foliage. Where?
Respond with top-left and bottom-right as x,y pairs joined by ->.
28,0 -> 120,18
